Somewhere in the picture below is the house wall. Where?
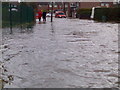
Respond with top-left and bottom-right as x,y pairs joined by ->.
37,5 -> 63,12
100,2 -> 114,7
79,2 -> 100,8
79,2 -> 113,8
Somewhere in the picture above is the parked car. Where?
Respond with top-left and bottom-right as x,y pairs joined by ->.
54,9 -> 63,13
46,13 -> 55,17
46,13 -> 51,17
55,12 -> 66,18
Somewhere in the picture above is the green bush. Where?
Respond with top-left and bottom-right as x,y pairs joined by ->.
77,8 -> 92,19
94,7 -> 120,22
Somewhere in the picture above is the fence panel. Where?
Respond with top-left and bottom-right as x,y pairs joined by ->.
2,2 -> 35,33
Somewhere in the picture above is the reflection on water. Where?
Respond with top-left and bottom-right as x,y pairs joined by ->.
51,22 -> 54,33
2,23 -> 35,35
51,23 -> 55,35
37,21 -> 46,24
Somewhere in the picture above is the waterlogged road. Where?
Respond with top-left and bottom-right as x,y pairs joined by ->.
2,18 -> 118,88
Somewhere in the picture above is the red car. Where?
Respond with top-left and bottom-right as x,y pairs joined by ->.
55,12 -> 66,18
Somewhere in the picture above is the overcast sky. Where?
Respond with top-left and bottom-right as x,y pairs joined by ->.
1,0 -> 119,2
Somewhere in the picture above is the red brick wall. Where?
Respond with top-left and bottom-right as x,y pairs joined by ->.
79,2 -> 100,8
100,2 -> 114,7
38,5 -> 62,12
79,2 -> 113,8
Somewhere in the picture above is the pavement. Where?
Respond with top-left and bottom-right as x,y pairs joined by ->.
1,17 -> 119,88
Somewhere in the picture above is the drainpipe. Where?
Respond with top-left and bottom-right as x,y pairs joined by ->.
48,4 -> 49,12
68,2 -> 71,17
63,2 -> 65,13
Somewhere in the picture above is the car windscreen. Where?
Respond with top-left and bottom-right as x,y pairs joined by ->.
58,13 -> 65,15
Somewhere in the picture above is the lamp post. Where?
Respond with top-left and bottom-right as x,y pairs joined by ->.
51,2 -> 53,22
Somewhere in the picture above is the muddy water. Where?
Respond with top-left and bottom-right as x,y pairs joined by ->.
2,18 -> 119,88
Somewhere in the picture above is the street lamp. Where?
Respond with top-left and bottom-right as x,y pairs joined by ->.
50,2 -> 54,22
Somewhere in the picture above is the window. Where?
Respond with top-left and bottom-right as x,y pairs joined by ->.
106,3 -> 109,7
49,5 -> 52,7
54,5 -> 57,7
14,5 -> 17,7
101,3 -> 105,6
59,13 -> 64,15
65,4 -> 68,8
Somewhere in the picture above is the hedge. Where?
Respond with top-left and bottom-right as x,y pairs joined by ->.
77,8 -> 92,19
94,7 -> 120,22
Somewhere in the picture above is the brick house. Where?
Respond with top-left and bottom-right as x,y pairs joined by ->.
36,2 -> 114,11
36,2 -> 114,17
64,2 -> 114,17
37,2 -> 63,12
79,2 -> 113,8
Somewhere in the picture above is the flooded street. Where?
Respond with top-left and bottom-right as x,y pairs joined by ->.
1,18 -> 119,88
